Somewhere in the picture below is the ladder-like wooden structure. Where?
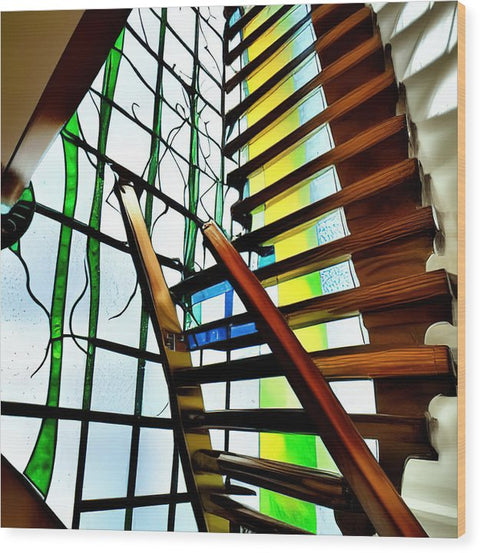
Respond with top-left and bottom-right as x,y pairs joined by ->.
116,4 -> 456,537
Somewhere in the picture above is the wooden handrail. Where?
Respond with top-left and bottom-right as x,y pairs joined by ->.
201,220 -> 426,537
115,181 -> 228,533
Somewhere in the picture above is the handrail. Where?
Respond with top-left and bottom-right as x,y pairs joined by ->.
201,220 -> 427,537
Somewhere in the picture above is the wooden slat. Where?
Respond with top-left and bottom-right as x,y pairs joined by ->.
225,5 -> 292,65
227,112 -> 407,207
225,6 -> 371,94
201,221 -> 426,536
170,159 -> 419,299
194,450 -> 360,511
236,172 -> 426,250
174,345 -> 452,386
207,495 -> 313,534
255,208 -> 435,286
226,31 -> 383,128
187,410 -> 430,446
185,297 -> 452,353
226,5 -> 264,41
235,156 -> 418,239
225,32 -> 384,155
282,269 -> 452,330
184,268 -> 449,342
227,66 -> 396,183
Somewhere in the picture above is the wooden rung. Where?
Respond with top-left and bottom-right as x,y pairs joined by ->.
225,5 -> 371,94
207,495 -> 313,534
186,410 -> 431,446
194,449 -> 361,511
226,6 -> 264,41
226,66 -> 395,182
170,159 -> 419,299
173,344 -> 452,386
225,5 -> 294,65
283,269 -> 452,330
183,269 -> 452,341
226,31 -> 383,129
225,32 -> 384,156
227,114 -> 407,209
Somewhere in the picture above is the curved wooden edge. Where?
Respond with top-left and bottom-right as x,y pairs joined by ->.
2,9 -> 131,201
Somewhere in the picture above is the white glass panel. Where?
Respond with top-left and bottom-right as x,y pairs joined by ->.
47,419 -> 81,526
330,380 -> 376,414
90,349 -> 137,415
173,502 -> 198,532
83,423 -> 131,500
80,509 -> 126,530
132,505 -> 168,531
141,360 -> 170,418
135,428 -> 173,495
1,416 -> 42,472
201,382 -> 227,411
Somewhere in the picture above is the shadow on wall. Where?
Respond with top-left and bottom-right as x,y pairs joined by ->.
372,1 -> 459,537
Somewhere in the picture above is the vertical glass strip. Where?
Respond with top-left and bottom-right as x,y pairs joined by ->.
72,30 -> 125,528
183,10 -> 201,278
24,113 -> 80,496
124,11 -> 167,531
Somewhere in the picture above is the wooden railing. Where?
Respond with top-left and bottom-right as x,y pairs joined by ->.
114,3 -> 456,537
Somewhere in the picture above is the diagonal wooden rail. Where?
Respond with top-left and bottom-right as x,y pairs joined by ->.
201,220 -> 427,537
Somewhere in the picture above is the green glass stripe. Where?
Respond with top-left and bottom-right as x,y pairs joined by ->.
214,178 -> 224,227
24,113 -> 79,496
83,29 -> 125,411
125,13 -> 167,531
135,10 -> 166,413
23,418 -> 58,496
183,12 -> 201,277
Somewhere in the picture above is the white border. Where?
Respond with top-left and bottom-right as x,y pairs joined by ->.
1,1 -> 479,552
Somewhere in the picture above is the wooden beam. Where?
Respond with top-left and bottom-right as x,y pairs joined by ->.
2,9 -> 131,198
207,495 -> 313,534
225,32 -> 384,155
194,450 -> 360,511
227,66 -> 396,183
173,345 -> 452,386
202,221 -> 426,536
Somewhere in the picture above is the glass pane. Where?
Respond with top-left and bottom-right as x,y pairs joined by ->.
83,423 -> 132,500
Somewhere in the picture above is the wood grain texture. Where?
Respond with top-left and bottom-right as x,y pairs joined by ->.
194,449 -> 359,511
202,221 -> 426,536
228,66 -> 396,183
173,344 -> 452,386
